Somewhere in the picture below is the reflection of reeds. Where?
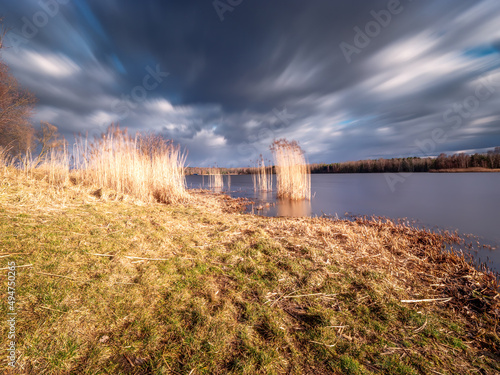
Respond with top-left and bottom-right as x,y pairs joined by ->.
207,167 -> 231,190
270,139 -> 310,200
208,167 -> 223,189
252,156 -> 273,192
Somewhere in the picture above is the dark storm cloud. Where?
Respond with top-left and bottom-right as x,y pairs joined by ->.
1,0 -> 499,166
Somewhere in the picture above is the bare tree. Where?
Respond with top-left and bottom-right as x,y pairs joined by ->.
36,121 -> 65,159
0,22 -> 36,156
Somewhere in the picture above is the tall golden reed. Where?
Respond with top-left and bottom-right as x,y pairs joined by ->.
270,139 -> 310,200
252,156 -> 273,192
208,167 -> 223,189
74,126 -> 187,204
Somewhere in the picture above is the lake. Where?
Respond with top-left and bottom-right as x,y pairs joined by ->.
185,173 -> 500,272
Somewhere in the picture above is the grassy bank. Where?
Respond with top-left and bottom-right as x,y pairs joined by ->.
0,169 -> 499,374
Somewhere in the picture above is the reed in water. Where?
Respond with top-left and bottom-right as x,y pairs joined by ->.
208,167 -> 223,189
270,138 -> 311,200
252,155 -> 273,192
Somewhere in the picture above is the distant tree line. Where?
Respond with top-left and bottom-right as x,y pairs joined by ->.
186,149 -> 500,175
310,150 -> 500,173
186,167 -> 252,175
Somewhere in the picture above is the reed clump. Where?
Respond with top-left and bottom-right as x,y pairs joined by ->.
208,167 -> 224,189
252,156 -> 273,192
74,126 -> 187,204
271,138 -> 311,200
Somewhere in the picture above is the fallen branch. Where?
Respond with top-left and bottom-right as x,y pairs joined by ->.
331,233 -> 348,237
38,305 -> 66,313
270,289 -> 299,306
90,253 -> 114,257
124,256 -> 170,261
36,272 -> 78,281
283,293 -> 329,298
309,340 -> 336,348
284,293 -> 337,299
123,354 -> 135,368
414,318 -> 428,333
401,297 -> 452,303
266,291 -> 337,305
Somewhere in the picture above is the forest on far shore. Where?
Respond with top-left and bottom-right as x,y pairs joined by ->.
186,148 -> 500,175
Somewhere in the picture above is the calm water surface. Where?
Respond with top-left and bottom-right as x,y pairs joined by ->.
186,173 -> 500,271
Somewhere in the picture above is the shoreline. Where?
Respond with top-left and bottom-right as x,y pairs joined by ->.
186,168 -> 500,176
429,167 -> 500,173
1,171 -> 499,374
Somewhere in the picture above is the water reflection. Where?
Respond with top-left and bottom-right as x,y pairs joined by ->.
258,191 -> 271,201
250,196 -> 311,217
276,199 -> 312,217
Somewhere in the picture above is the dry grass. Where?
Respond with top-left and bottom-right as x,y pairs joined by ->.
2,126 -> 188,205
72,126 -> 187,204
26,145 -> 70,186
0,146 -> 12,168
0,144 -> 71,187
271,139 -> 311,200
0,169 -> 498,374
252,156 -> 273,192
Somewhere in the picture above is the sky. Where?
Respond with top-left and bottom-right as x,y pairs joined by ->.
1,0 -> 500,167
